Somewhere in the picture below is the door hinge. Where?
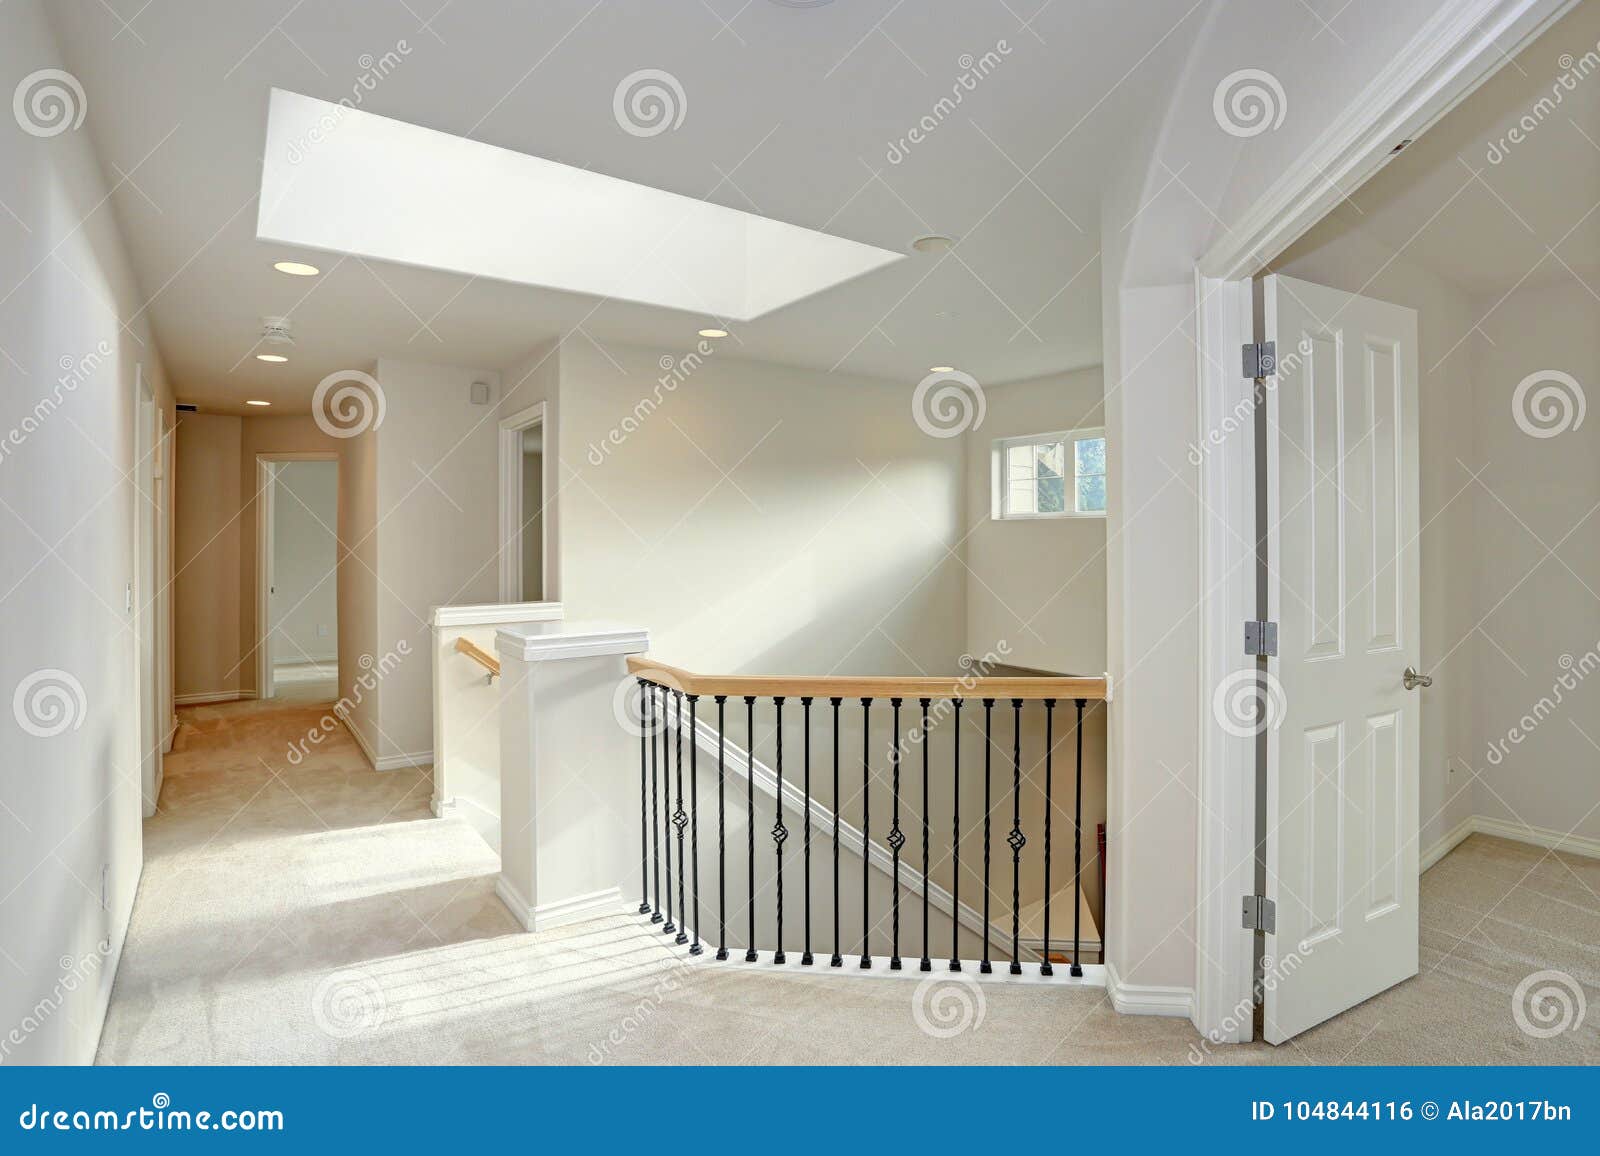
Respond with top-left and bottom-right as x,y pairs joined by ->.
1244,619 -> 1278,657
1242,894 -> 1276,933
1242,341 -> 1277,378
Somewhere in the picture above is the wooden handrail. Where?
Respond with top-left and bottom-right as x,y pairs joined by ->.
627,655 -> 1107,701
455,637 -> 501,678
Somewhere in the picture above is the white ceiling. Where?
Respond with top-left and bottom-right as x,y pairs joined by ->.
51,0 -> 1206,412
1294,0 -> 1600,297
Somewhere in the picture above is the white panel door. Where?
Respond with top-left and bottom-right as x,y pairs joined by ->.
1262,274 -> 1421,1044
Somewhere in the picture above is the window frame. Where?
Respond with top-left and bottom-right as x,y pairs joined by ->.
991,426 -> 1107,521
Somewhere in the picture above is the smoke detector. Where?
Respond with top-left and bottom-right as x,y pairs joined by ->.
259,316 -> 295,347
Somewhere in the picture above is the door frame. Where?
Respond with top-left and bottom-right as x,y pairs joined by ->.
1188,0 -> 1572,1043
255,451 -> 339,701
134,365 -> 164,817
497,401 -> 548,603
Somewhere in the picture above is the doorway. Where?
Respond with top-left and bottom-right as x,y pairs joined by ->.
498,402 -> 548,603
256,455 -> 339,701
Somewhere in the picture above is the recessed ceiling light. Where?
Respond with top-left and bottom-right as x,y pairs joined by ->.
911,234 -> 954,254
246,399 -> 271,406
273,260 -> 320,276
698,328 -> 728,338
256,353 -> 288,363
929,366 -> 955,373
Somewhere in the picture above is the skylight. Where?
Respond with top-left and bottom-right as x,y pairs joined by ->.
256,89 -> 903,320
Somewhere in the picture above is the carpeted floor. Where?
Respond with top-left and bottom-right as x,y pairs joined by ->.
98,696 -> 1600,1065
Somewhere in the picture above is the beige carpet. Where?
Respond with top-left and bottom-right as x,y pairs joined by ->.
99,697 -> 1600,1065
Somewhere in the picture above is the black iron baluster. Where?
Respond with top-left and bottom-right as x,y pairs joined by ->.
888,698 -> 903,970
745,696 -> 758,963
674,691 -> 689,945
950,699 -> 962,971
830,697 -> 843,968
716,695 -> 729,961
859,697 -> 872,969
1072,698 -> 1086,978
1008,698 -> 1024,975
1041,699 -> 1056,977
920,697 -> 932,972
981,698 -> 993,974
662,685 -> 676,936
688,694 -> 703,955
772,697 -> 788,965
801,697 -> 814,966
638,680 -> 651,916
650,684 -> 663,925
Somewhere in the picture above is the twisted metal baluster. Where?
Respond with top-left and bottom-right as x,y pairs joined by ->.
980,698 -> 993,973
772,697 -> 788,965
801,696 -> 814,966
1041,699 -> 1056,976
888,698 -> 903,970
674,691 -> 689,944
950,698 -> 962,971
650,684 -> 663,925
744,696 -> 757,963
715,695 -> 729,961
1008,698 -> 1024,975
688,694 -> 703,955
662,686 -> 676,936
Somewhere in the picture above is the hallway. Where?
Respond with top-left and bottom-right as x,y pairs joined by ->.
98,697 -> 1600,1065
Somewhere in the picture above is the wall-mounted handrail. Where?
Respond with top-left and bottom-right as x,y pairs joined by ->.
455,636 -> 501,679
627,655 -> 1108,702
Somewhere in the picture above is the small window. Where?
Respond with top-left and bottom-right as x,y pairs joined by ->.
993,429 -> 1106,519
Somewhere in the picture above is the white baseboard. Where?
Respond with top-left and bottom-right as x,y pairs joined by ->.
494,879 -> 623,933
1421,816 -> 1476,872
374,749 -> 432,772
1105,960 -> 1194,1019
341,715 -> 378,770
173,691 -> 243,705
1471,815 -> 1600,861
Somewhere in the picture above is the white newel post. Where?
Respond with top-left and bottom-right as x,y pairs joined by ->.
494,621 -> 650,933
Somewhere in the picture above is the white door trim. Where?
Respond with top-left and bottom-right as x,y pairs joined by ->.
498,401 -> 547,603
1189,0 -> 1572,1043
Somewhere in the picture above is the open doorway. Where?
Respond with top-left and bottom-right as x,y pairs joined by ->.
498,402 -> 547,602
256,455 -> 339,702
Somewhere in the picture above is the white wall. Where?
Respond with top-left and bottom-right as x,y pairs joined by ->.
371,359 -> 503,764
963,367 -> 1106,674
555,339 -> 968,677
337,419 -> 379,759
0,0 -> 174,1064
270,460 -> 338,664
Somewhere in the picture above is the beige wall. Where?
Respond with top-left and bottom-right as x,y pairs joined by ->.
270,460 -> 338,663
520,445 -> 542,600
174,413 -> 242,700
337,420 -> 379,760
